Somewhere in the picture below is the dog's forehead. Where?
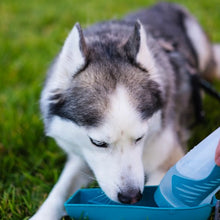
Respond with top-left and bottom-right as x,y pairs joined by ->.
80,61 -> 163,121
87,85 -> 148,142
69,60 -> 162,127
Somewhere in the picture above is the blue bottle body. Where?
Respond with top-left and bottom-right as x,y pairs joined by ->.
155,164 -> 220,207
155,127 -> 220,207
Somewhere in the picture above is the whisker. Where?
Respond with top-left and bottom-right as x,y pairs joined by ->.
91,191 -> 107,202
79,170 -> 96,181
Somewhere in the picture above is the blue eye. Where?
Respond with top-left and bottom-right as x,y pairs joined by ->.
89,138 -> 109,148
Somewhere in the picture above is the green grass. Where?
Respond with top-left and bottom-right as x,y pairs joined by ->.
0,0 -> 219,219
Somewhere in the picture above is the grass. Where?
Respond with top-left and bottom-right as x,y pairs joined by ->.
0,0 -> 219,219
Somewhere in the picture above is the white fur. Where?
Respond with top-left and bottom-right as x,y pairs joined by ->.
184,15 -> 211,72
136,22 -> 155,72
136,22 -> 161,85
47,116 -> 89,156
48,24 -> 85,91
143,126 -> 184,185
30,116 -> 93,219
29,155 -> 91,220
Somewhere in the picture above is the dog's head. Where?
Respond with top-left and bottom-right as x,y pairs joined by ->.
41,22 -> 165,204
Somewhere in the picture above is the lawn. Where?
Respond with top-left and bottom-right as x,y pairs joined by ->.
0,0 -> 219,219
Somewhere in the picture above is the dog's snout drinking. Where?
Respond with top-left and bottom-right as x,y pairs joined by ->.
118,189 -> 142,204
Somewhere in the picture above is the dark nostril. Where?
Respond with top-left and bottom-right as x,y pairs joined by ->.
118,192 -> 129,204
118,189 -> 142,204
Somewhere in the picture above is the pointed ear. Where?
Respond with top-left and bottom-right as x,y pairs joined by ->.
58,23 -> 88,77
125,20 -> 154,72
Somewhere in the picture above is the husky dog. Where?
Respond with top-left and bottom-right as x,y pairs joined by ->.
30,2 -> 220,219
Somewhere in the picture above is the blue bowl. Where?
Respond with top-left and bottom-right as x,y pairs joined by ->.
64,186 -> 215,220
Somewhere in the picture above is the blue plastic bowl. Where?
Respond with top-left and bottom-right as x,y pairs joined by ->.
64,186 -> 215,220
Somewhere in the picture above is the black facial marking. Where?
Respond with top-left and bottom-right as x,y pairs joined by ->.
49,87 -> 104,127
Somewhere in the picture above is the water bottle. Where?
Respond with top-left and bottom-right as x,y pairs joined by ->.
154,127 -> 220,207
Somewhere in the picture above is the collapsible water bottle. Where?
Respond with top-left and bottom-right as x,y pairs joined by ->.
155,127 -> 220,207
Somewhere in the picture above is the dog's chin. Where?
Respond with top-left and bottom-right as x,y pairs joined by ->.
95,184 -> 118,203
98,186 -> 119,203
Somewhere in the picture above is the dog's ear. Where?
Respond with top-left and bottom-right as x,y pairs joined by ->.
57,23 -> 88,78
125,20 -> 154,72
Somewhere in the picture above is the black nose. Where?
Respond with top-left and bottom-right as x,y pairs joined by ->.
118,189 -> 142,204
